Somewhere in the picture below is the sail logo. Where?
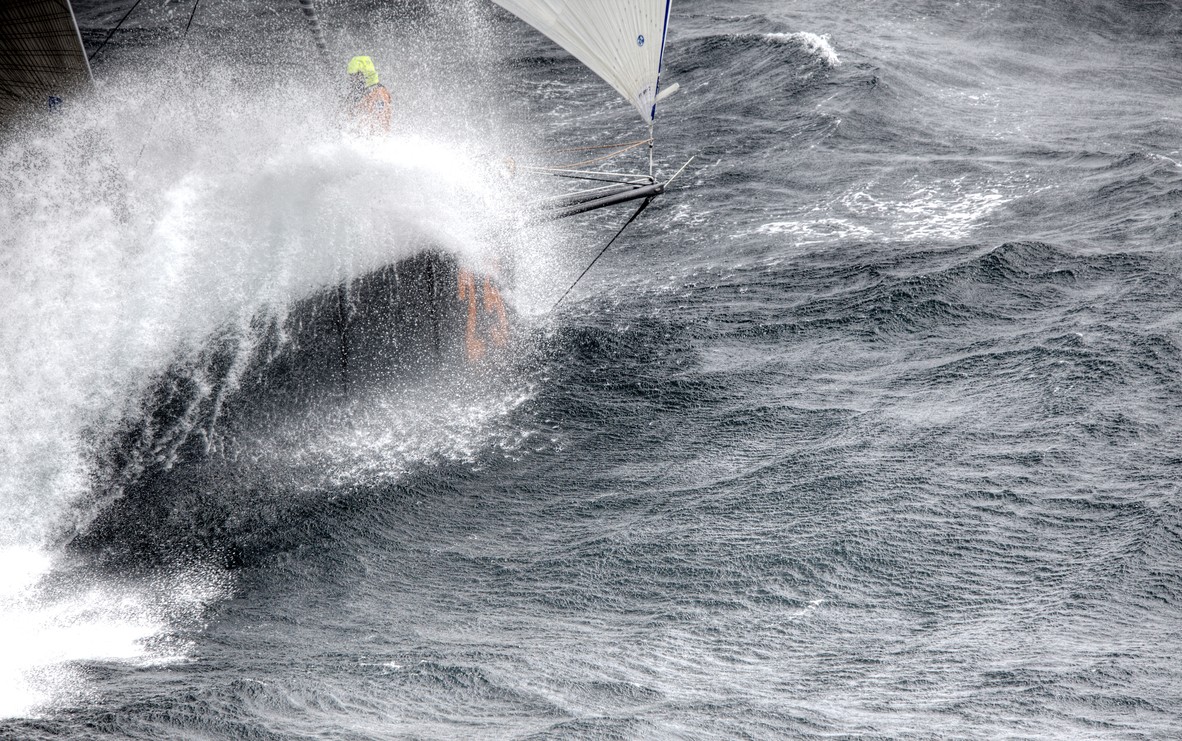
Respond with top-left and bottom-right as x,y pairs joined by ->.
637,34 -> 645,47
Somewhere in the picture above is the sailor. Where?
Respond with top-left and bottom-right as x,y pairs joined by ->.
457,265 -> 510,362
345,55 -> 392,135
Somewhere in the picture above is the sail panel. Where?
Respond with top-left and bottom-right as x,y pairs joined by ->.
491,0 -> 672,125
0,0 -> 92,121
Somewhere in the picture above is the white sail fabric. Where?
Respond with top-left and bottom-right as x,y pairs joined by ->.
491,0 -> 672,125
0,0 -> 92,121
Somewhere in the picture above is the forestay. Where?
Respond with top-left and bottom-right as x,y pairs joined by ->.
490,0 -> 673,126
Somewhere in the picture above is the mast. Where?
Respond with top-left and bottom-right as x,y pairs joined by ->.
298,0 -> 331,61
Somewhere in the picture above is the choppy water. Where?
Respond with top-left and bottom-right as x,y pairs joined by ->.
3,0 -> 1181,738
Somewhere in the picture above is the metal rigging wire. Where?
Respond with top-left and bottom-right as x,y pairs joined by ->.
87,0 -> 146,63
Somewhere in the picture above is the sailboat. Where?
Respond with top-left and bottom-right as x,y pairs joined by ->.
0,0 -> 685,379
2,1 -> 686,542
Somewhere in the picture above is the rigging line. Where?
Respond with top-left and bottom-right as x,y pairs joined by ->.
130,0 -> 202,169
183,0 -> 202,36
542,169 -> 653,182
87,0 -> 146,62
550,196 -> 655,312
536,138 -> 653,154
545,140 -> 651,169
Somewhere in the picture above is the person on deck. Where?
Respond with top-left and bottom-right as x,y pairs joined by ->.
345,55 -> 392,135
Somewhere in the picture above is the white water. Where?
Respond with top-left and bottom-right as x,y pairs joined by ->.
0,548 -> 229,719
767,32 -> 842,67
0,61 -> 544,718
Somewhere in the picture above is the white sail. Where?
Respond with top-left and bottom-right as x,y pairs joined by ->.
0,0 -> 92,121
490,0 -> 673,126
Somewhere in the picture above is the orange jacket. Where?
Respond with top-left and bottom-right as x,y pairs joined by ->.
351,84 -> 392,135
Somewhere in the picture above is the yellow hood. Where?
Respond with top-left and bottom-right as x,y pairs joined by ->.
346,55 -> 380,87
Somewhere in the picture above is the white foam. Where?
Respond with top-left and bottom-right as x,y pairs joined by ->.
0,548 -> 228,718
752,218 -> 874,244
841,178 -> 1019,242
238,374 -> 537,495
1148,152 -> 1182,170
786,598 -> 824,623
0,547 -> 52,602
765,32 -> 842,67
747,175 -> 1048,247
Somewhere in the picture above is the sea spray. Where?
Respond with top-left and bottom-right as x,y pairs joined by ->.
0,55 -> 540,718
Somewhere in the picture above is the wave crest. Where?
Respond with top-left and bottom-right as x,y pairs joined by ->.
764,32 -> 842,67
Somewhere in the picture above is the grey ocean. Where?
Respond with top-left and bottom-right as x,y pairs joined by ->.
1,0 -> 1180,738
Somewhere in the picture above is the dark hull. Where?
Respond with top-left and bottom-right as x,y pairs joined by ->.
242,250 -> 469,408
68,250 -> 511,567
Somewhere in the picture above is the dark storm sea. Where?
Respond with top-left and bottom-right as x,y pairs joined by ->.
2,0 -> 1181,738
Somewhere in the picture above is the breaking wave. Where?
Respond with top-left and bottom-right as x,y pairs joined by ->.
0,58 -> 541,718
764,31 -> 841,67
